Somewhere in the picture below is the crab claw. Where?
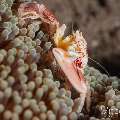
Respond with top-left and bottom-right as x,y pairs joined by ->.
18,2 -> 59,25
53,48 -> 88,113
52,48 -> 87,94
18,2 -> 40,19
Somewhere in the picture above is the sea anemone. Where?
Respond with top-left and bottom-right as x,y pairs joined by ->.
0,0 -> 120,120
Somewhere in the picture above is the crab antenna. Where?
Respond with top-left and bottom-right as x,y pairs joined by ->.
71,22 -> 74,34
88,57 -> 110,77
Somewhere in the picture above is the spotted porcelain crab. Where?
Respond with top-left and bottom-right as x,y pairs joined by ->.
53,24 -> 91,113
18,2 -> 91,114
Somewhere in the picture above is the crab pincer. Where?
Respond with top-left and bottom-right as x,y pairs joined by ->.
53,48 -> 87,92
18,2 -> 59,35
18,2 -> 58,24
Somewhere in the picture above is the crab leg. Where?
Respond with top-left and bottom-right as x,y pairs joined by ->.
52,48 -> 87,113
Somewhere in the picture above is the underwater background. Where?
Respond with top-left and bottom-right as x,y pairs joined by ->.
0,0 -> 120,120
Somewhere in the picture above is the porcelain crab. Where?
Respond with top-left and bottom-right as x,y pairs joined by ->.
53,24 -> 91,113
18,2 -> 91,114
